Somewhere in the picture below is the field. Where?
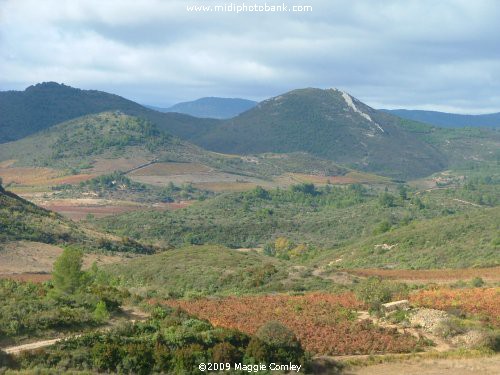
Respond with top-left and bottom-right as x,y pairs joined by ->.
164,293 -> 423,355
410,287 -> 500,327
0,240 -> 141,278
129,162 -> 212,175
0,166 -> 95,189
35,198 -> 190,220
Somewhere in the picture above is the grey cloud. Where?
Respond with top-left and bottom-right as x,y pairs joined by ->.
1,0 -> 499,113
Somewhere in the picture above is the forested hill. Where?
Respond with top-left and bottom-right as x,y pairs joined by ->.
0,82 -> 219,143
188,88 -> 448,179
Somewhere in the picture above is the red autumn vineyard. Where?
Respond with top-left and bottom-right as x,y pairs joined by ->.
164,293 -> 422,355
410,287 -> 500,327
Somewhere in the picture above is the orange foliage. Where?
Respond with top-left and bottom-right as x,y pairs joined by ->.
410,287 -> 500,327
163,293 -> 420,355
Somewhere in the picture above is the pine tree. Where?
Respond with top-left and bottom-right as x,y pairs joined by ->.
52,247 -> 85,294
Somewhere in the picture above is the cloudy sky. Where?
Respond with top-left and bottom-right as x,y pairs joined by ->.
1,0 -> 499,113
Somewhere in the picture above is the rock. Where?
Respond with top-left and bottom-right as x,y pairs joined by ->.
382,300 -> 410,313
451,330 -> 490,349
409,308 -> 450,335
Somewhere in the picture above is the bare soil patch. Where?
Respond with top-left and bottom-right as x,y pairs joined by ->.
346,355 -> 500,375
0,167 -> 60,185
193,181 -> 261,192
0,241 -> 140,277
90,156 -> 151,174
0,166 -> 95,188
36,198 -> 190,220
129,162 -> 212,176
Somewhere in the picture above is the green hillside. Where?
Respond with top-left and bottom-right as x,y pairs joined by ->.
0,111 -> 210,170
105,245 -> 330,297
0,183 -> 154,254
399,123 -> 500,169
96,182 -> 493,255
316,206 -> 500,269
0,111 -> 349,182
188,88 -> 448,179
0,82 -> 218,144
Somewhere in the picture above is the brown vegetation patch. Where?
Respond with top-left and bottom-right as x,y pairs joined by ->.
0,166 -> 95,187
410,287 -> 500,327
193,181 -> 260,192
0,160 -> 16,168
43,205 -> 140,220
0,273 -> 52,283
130,162 -> 212,176
50,174 -> 96,184
90,156 -> 151,174
289,173 -> 358,184
0,167 -> 60,185
163,293 -> 421,355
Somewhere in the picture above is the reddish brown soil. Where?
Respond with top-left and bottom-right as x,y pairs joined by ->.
0,273 -> 52,283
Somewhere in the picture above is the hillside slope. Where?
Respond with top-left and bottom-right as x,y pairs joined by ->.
105,245 -> 329,296
382,109 -> 500,128
0,184 -> 153,253
190,88 -> 448,179
0,112 -> 210,170
315,207 -> 500,269
0,82 -> 218,143
163,97 -> 257,119
0,111 -> 350,184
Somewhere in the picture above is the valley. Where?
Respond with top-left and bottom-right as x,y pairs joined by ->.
0,83 -> 499,374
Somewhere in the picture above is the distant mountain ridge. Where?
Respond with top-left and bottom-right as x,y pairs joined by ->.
160,97 -> 258,119
185,88 -> 448,179
2,83 -> 498,180
0,82 -> 219,143
381,109 -> 500,128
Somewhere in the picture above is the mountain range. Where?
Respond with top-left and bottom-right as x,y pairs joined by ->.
382,109 -> 500,128
1,83 -> 499,180
0,82 -> 218,144
183,88 -> 451,179
153,97 -> 257,119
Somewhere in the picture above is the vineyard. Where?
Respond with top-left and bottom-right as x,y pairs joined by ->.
164,293 -> 422,355
410,287 -> 500,327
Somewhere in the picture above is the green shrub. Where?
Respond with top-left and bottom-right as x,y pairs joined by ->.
93,301 -> 110,322
470,277 -> 485,287
355,277 -> 407,313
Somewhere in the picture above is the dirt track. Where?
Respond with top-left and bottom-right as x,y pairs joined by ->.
346,355 -> 500,375
2,306 -> 149,355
